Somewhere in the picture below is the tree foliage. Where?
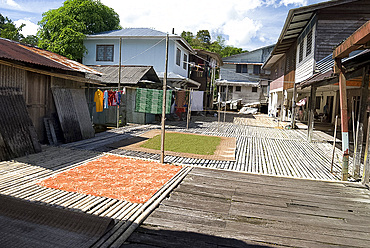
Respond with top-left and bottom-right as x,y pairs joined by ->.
37,0 -> 121,61
0,14 -> 38,45
181,30 -> 245,57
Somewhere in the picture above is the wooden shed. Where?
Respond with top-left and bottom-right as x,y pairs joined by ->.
0,38 -> 102,160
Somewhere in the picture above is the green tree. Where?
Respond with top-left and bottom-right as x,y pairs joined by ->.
0,14 -> 25,41
181,30 -> 245,57
37,0 -> 121,61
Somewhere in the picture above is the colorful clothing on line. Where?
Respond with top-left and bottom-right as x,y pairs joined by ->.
135,88 -> 172,114
103,90 -> 108,109
94,89 -> 104,112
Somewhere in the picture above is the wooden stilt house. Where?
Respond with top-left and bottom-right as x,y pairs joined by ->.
0,38 -> 102,160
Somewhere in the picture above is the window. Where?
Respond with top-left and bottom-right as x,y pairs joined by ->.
183,54 -> 188,70
253,65 -> 261,74
235,86 -> 241,92
236,64 -> 248,73
252,87 -> 258,93
306,30 -> 312,56
96,45 -> 114,61
298,42 -> 304,63
176,48 -> 181,66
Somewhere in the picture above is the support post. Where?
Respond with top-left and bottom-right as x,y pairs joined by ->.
362,115 -> 370,185
291,82 -> 297,128
160,34 -> 169,164
353,66 -> 369,179
224,85 -> 228,123
117,37 -> 122,128
307,86 -> 316,142
186,89 -> 192,129
336,58 -> 349,181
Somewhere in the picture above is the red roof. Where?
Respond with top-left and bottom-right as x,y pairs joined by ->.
0,38 -> 101,75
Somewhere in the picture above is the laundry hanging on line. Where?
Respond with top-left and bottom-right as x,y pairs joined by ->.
94,88 -> 125,113
135,88 -> 172,114
190,91 -> 204,111
94,89 -> 104,112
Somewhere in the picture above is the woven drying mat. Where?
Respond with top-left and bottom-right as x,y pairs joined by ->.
0,194 -> 114,248
108,129 -> 236,161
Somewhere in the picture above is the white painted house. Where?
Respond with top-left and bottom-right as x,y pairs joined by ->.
83,28 -> 199,88
215,45 -> 274,112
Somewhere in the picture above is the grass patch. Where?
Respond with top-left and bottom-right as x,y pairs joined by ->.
140,132 -> 221,155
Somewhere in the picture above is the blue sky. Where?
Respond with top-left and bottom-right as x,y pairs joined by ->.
1,0 -> 327,51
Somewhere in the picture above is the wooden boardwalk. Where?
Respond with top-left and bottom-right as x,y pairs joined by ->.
126,167 -> 370,247
67,121 -> 349,181
0,146 -> 191,247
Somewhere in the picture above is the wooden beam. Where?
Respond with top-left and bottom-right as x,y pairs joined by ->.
333,20 -> 370,59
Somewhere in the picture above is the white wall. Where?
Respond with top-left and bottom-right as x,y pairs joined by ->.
295,24 -> 316,83
83,38 -> 189,78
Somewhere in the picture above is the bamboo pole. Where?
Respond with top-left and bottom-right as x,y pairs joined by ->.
160,34 -> 169,164
331,115 -> 338,173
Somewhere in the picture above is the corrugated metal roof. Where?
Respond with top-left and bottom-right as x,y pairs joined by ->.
0,38 -> 101,75
86,65 -> 160,85
87,28 -> 167,38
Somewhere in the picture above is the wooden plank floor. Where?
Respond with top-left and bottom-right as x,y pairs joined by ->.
77,121 -> 350,181
0,145 -> 191,247
126,167 -> 370,248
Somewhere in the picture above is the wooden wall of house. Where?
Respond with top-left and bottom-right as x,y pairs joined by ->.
315,0 -> 370,61
0,63 -> 90,143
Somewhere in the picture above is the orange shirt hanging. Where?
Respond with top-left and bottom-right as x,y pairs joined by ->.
94,89 -> 104,112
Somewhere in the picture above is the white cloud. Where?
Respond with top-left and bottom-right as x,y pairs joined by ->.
1,0 -> 21,9
222,17 -> 262,49
14,19 -> 39,36
279,0 -> 308,6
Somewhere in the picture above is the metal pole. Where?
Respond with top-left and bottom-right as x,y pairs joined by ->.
160,34 -> 169,164
336,58 -> 349,181
331,115 -> 338,173
117,37 -> 122,128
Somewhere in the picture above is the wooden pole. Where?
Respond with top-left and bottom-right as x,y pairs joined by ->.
331,115 -> 338,173
308,86 -> 316,142
117,37 -> 122,128
352,97 -> 356,148
362,115 -> 370,185
160,34 -> 169,164
291,82 -> 297,128
353,66 -> 369,179
224,85 -> 228,123
217,85 -> 221,131
186,89 -> 192,129
336,58 -> 349,181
